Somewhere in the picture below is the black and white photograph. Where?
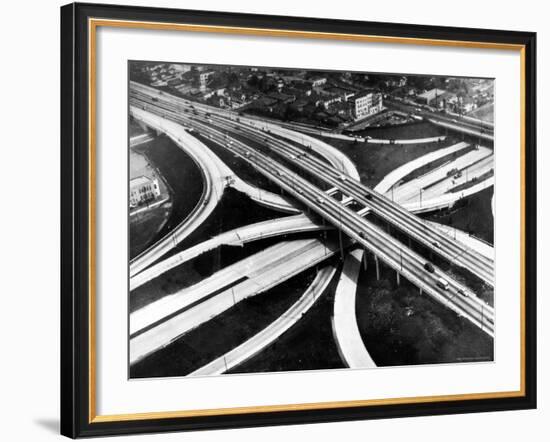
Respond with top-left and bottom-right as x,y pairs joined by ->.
128,61 -> 495,379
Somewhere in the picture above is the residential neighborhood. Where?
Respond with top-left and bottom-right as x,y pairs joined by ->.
130,62 -> 494,130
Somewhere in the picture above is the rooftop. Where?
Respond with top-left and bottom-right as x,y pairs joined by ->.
130,176 -> 153,188
417,88 -> 449,100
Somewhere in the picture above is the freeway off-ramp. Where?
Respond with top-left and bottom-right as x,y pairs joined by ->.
189,264 -> 338,376
333,248 -> 377,368
130,107 -> 298,277
204,112 -> 493,286
130,238 -> 343,364
131,94 -> 494,335
130,213 -> 329,291
129,82 -> 495,369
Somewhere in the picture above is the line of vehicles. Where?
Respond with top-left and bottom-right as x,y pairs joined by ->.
131,85 -> 490,315
422,261 -> 468,296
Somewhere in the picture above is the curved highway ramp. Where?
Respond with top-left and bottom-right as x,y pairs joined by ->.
130,238 -> 343,365
189,264 -> 338,376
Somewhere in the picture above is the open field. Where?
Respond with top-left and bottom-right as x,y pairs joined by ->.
355,256 -> 493,367
320,132 -> 460,187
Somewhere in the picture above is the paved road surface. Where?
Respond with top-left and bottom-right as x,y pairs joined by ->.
130,238 -> 341,364
130,107 -> 298,277
189,264 -> 338,376
391,147 -> 492,203
332,248 -> 377,368
130,214 -> 329,291
374,142 -> 470,194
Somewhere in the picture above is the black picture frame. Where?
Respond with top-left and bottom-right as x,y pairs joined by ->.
61,2 -> 537,438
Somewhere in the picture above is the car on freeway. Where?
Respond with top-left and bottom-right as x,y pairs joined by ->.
457,288 -> 468,297
358,231 -> 366,239
338,174 -> 347,181
316,197 -> 325,204
424,262 -> 435,273
437,278 -> 450,290
364,193 -> 373,201
432,241 -> 441,248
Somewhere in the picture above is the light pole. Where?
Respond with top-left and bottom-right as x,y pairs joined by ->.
338,205 -> 344,261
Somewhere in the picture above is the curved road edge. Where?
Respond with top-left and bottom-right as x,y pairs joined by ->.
130,107 -> 298,277
130,214 -> 330,291
189,264 -> 338,376
332,248 -> 377,369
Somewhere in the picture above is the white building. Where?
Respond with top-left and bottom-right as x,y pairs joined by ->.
130,176 -> 161,208
199,71 -> 215,90
170,64 -> 191,73
310,77 -> 327,87
350,91 -> 383,120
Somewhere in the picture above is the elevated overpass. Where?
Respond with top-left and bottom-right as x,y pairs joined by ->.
189,264 -> 338,376
131,83 -> 493,288
128,96 -> 494,337
199,110 -> 494,286
130,238 -> 343,364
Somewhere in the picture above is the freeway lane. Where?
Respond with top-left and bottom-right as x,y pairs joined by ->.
163,105 -> 493,333
386,99 -> 494,141
129,109 -> 219,278
402,176 -> 494,214
130,238 -> 343,364
203,112 -> 494,286
189,264 -> 338,376
129,106 -> 298,277
403,155 -> 493,203
131,241 -> 314,335
374,141 -> 470,193
131,81 -> 360,179
391,147 -> 493,203
130,87 -> 494,335
333,248 -> 377,368
130,213 -> 329,291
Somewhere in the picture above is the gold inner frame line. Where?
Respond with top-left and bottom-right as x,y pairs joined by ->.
88,17 -> 527,424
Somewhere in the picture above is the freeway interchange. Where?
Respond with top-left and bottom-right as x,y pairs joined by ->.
128,81 -> 495,373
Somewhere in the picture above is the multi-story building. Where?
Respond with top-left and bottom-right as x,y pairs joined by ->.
199,71 -> 215,91
309,76 -> 327,87
416,88 -> 456,108
350,91 -> 383,120
130,176 -> 161,208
